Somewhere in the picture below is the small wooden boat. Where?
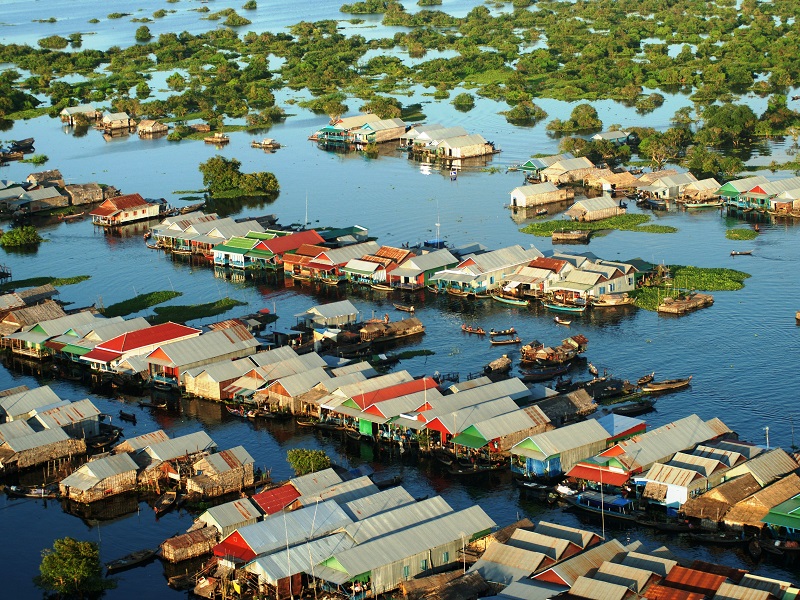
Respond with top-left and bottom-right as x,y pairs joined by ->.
446,287 -> 470,297
637,372 -> 655,386
446,462 -> 506,477
490,293 -> 530,307
554,316 -> 571,325
592,293 -> 636,307
105,548 -> 158,575
636,517 -> 692,533
10,137 -> 35,151
6,485 -> 58,499
542,301 -> 587,313
490,336 -> 521,346
87,427 -> 122,450
371,283 -> 394,292
393,303 -> 415,313
251,138 -> 280,150
118,410 -> 137,425
489,327 -> 516,337
154,490 -> 178,517
461,324 -> 485,335
290,272 -> 311,281
373,475 -> 403,489
168,573 -> 195,590
588,362 -> 599,376
563,491 -> 644,522
226,405 -> 253,418
320,278 -> 342,286
689,532 -> 745,546
138,399 -> 168,410
612,399 -> 656,416
426,285 -> 440,294
641,375 -> 692,393
536,208 -> 548,216
520,363 -> 569,382
58,212 -> 85,221
730,250 -> 753,256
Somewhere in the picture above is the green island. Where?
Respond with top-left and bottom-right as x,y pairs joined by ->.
726,228 -> 759,241
0,274 -> 90,293
199,156 -> 279,199
149,297 -> 247,324
631,266 -> 750,311
102,290 -> 183,318
0,226 -> 45,248
1,0 -> 799,179
520,214 -> 678,237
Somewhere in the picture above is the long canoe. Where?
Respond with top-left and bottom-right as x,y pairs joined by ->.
490,294 -> 530,307
641,375 -> 692,393
542,301 -> 587,313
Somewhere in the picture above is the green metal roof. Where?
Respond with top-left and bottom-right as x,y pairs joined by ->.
245,249 -> 275,259
451,428 -> 488,449
213,244 -> 248,254
245,231 -> 278,241
61,344 -> 92,356
761,495 -> 800,529
224,236 -> 259,249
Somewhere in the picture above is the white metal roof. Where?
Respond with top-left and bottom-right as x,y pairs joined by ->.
199,446 -> 254,474
144,430 -> 217,461
533,539 -> 626,586
0,385 -> 62,420
437,133 -> 488,148
269,366 -> 330,397
340,486 -> 415,521
297,476 -> 379,507
245,532 -> 355,585
421,379 -> 530,420
471,543 -> 547,585
199,498 -> 262,530
116,429 -> 169,452
185,356 -> 255,381
33,398 -> 101,430
594,560 -> 654,593
0,419 -> 35,442
428,396 -> 519,434
1,426 -> 70,452
511,420 -> 609,460
533,521 -> 596,549
317,242 -> 380,266
30,311 -> 105,337
570,575 -> 629,600
507,529 -> 570,560
234,500 -> 353,556
396,249 -> 458,274
620,551 -> 677,577
467,409 -> 540,441
343,496 -> 453,544
330,505 -> 494,577
511,182 -> 560,197
570,196 -> 620,212
290,468 -> 343,496
146,328 -> 258,368
249,346 -> 298,367
60,453 -> 138,491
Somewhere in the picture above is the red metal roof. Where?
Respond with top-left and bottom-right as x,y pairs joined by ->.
98,322 -> 201,352
289,244 -> 329,259
89,205 -> 118,217
251,483 -> 301,515
256,230 -> 325,255
82,348 -> 122,363
565,465 -> 630,487
213,531 -> 256,562
306,261 -> 336,271
663,566 -> 726,596
352,377 -> 438,410
89,193 -> 150,216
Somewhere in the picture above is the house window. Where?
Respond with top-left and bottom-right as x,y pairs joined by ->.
420,559 -> 428,570
628,277 -> 633,286
442,551 -> 450,563
403,566 -> 410,578
599,286 -> 606,295
609,283 -> 615,292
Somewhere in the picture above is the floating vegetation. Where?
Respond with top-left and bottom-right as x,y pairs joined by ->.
20,154 -> 48,165
0,226 -> 44,248
631,266 -> 750,310
397,349 -> 435,359
107,13 -> 130,19
103,291 -> 183,318
150,297 -> 247,324
521,214 -> 678,236
0,275 -> 90,292
726,228 -> 758,241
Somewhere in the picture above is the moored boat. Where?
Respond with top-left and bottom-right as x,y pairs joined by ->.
106,548 -> 158,575
592,293 -> 636,307
685,200 -> 724,208
446,287 -> 470,297
637,372 -> 655,386
154,490 -> 179,517
371,283 -> 394,292
688,532 -> 745,546
542,301 -> 587,313
251,138 -> 280,149
490,293 -> 530,307
554,316 -> 571,325
393,303 -> 415,313
204,132 -> 229,144
611,398 -> 656,416
5,485 -> 59,499
118,410 -> 137,425
563,490 -> 644,522
641,375 -> 692,393
490,336 -> 521,346
489,327 -> 516,337
730,250 -> 753,256
520,363 -> 569,382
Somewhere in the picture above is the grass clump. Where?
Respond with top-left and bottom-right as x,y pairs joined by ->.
397,349 -> 435,359
520,214 -> 677,237
0,275 -> 90,292
150,297 -> 246,324
726,228 -> 758,241
103,291 -> 183,318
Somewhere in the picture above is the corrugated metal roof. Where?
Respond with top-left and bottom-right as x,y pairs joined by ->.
290,468 -> 343,497
230,500 -> 353,557
595,561 -> 654,592
61,453 -> 138,491
330,361 -> 375,378
200,498 -> 262,529
344,496 -> 453,544
144,431 -> 217,461
670,452 -> 725,477
363,388 -> 443,419
0,419 -> 35,442
437,133 -> 488,148
533,540 -> 626,586
423,379 -> 530,420
297,476 -> 379,507
570,575 -> 629,600
185,356 -> 254,382
714,582 -> 770,600
565,270 -> 604,285
255,354 -> 328,383
32,311 -> 105,337
534,521 -> 597,550
512,420 -> 609,460
739,574 -> 793,596
352,377 -> 438,410
1,426 -> 69,452
686,178 -> 721,192
301,299 -> 359,321
98,322 -> 201,353
249,346 -> 298,367
341,486 -> 415,521
638,462 -> 703,487
595,413 -> 645,438
34,398 -> 100,430
269,366 -> 330,398
428,396 -> 519,435
645,584 -> 705,600
471,544 -> 546,585
735,448 -> 799,486
199,446 -> 254,474
246,532 -> 356,585
146,328 -> 258,368
318,242 -> 380,266
466,245 -> 542,274
570,196 -> 620,212
415,126 -> 468,142
115,429 -> 169,452
0,385 -> 62,420
664,565 -> 726,596
332,505 -> 495,576
396,249 -> 458,274
252,483 -> 302,515
466,409 -> 540,442
621,551 -> 677,577
507,529 -> 570,560
545,157 -> 594,173
511,182 -> 560,197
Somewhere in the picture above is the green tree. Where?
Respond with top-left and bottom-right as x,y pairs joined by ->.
35,537 -> 115,598
0,226 -> 44,247
287,449 -> 331,475
199,155 -> 243,194
134,26 -> 152,42
452,93 -> 474,112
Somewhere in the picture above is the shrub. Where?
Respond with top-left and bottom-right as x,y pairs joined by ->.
287,449 -> 331,476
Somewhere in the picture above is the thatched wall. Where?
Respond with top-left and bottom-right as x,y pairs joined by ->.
186,464 -> 254,498
10,438 -> 86,470
161,526 -> 218,563
60,470 -> 137,503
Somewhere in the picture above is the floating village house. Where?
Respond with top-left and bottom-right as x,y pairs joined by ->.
282,243 -> 329,279
638,172 -> 699,200
342,245 -> 414,285
137,430 -> 217,488
197,497 -> 263,539
722,472 -> 800,534
2,310 -> 105,360
540,157 -> 595,184
183,357 -> 256,402
30,398 -> 101,439
113,429 -> 170,455
168,216 -> 265,256
518,153 -> 574,180
186,445 -> 255,498
451,405 -> 552,453
137,119 -> 168,136
716,175 -> 771,208
0,285 -> 59,323
145,325 -> 259,389
26,170 -> 64,187
566,197 -> 627,222
64,183 -> 105,206
591,130 -> 634,145
0,427 -> 85,474
59,452 -> 139,503
14,187 -> 69,213
89,193 -> 163,227
46,316 -> 151,365
305,241 -> 381,283
349,118 -> 406,144
509,182 -> 574,208
239,229 -> 326,272
160,527 -> 219,565
737,176 -> 800,212
387,249 -> 459,290
101,111 -> 136,131
430,245 -> 543,294
436,133 -> 496,159
682,178 -> 722,201
313,114 -> 382,147
296,299 -> 360,330
59,104 -> 101,126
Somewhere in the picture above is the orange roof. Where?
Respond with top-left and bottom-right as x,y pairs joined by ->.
529,257 -> 569,273
645,584 -> 705,600
565,464 -> 630,487
352,377 -> 438,410
374,246 -> 414,263
663,566 -> 726,596
251,483 -> 301,515
255,230 -> 325,255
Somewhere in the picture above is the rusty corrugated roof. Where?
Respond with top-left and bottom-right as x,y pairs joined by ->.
663,565 -> 726,596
